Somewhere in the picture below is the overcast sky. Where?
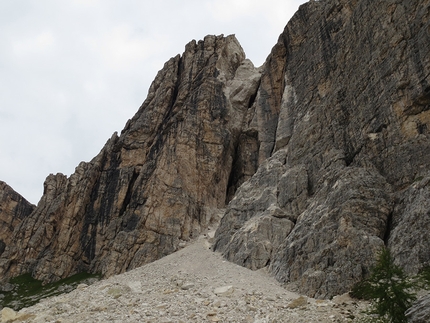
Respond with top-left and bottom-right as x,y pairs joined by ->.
0,0 -> 306,204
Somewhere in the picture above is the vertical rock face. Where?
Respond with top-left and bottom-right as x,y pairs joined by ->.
0,182 -> 35,256
214,0 -> 430,298
0,35 -> 262,283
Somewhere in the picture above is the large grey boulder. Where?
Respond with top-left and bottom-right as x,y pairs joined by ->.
406,294 -> 430,323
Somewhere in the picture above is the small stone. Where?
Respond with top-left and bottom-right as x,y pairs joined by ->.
127,281 -> 142,293
212,300 -> 221,308
207,231 -> 215,239
107,288 -> 123,298
181,282 -> 195,290
76,283 -> 88,289
287,296 -> 308,309
214,285 -> 234,297
237,300 -> 247,307
315,299 -> 329,307
332,293 -> 353,305
0,284 -> 14,292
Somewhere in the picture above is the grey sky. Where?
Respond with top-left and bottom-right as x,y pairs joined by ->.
0,0 -> 306,204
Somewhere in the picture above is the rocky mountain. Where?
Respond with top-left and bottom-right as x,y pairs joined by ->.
1,0 -> 429,300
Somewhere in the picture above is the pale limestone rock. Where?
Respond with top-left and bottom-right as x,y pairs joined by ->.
275,75 -> 296,150
1,307 -> 17,322
180,282 -> 195,290
332,293 -> 353,305
213,285 -> 234,297
126,281 -> 142,293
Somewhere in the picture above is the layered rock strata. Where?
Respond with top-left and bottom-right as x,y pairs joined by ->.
0,35 -> 262,283
214,0 -> 430,298
0,182 -> 35,256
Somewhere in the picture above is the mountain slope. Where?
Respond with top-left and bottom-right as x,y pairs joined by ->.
6,234 -> 370,322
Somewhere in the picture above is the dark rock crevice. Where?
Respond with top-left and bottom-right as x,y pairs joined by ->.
118,168 -> 140,218
383,210 -> 394,245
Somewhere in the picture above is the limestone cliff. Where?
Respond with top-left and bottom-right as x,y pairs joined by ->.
0,35 -> 262,283
0,182 -> 35,257
214,0 -> 430,298
1,0 -> 429,300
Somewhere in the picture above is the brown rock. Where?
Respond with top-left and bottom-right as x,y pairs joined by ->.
288,296 -> 308,309
0,35 -> 262,283
0,181 -> 34,257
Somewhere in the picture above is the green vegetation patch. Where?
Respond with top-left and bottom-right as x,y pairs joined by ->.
0,272 -> 101,311
351,248 -> 430,323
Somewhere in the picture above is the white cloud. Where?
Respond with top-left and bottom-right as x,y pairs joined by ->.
207,0 -> 260,21
94,24 -> 168,72
71,0 -> 101,7
207,0 -> 302,25
12,31 -> 56,57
